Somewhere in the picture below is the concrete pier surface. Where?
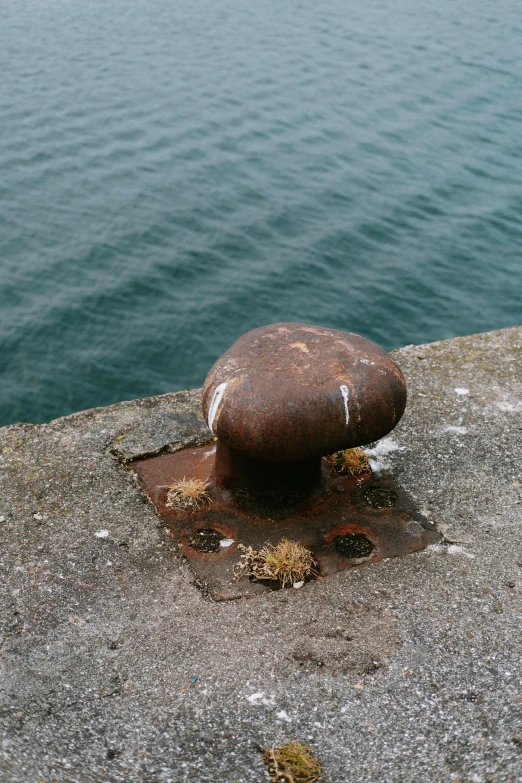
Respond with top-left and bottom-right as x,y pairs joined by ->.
1,326 -> 521,783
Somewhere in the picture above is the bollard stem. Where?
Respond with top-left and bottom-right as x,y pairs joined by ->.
214,440 -> 323,496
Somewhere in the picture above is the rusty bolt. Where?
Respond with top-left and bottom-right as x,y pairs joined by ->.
202,323 -> 407,489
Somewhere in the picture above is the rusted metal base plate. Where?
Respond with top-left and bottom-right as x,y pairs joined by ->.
131,444 -> 440,600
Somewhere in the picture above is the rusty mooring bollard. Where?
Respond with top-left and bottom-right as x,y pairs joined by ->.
131,322 -> 439,600
202,322 -> 407,493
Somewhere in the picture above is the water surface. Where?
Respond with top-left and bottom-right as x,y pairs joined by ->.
1,0 -> 521,425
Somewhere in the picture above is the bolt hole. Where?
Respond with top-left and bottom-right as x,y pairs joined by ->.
187,528 -> 228,553
363,487 -> 398,508
334,533 -> 375,559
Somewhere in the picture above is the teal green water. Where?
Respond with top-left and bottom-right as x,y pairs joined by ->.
1,0 -> 521,426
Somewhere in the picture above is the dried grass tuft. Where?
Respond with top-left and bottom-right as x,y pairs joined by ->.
165,477 -> 212,510
235,538 -> 317,588
327,447 -> 370,478
263,741 -> 322,783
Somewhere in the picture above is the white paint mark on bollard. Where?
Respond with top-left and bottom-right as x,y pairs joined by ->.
340,384 -> 350,425
207,382 -> 228,434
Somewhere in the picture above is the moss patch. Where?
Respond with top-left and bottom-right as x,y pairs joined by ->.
235,538 -> 317,588
327,447 -> 370,478
263,742 -> 322,783
165,477 -> 212,510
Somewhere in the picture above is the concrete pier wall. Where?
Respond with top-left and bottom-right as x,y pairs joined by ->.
0,326 -> 521,782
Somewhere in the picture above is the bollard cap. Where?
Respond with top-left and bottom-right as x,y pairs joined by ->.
202,323 -> 407,463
